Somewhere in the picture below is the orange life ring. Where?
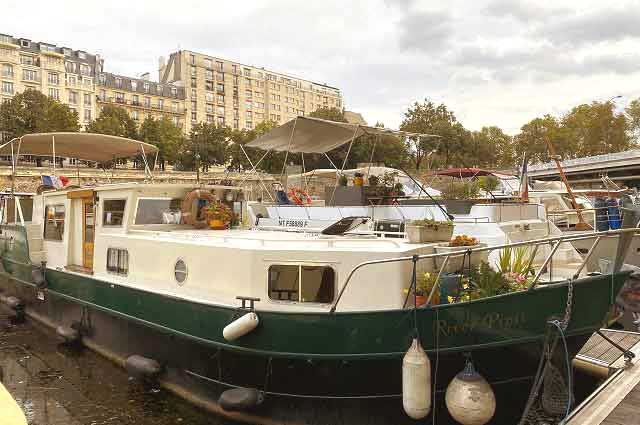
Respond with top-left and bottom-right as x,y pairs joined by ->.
288,187 -> 312,205
182,189 -> 216,228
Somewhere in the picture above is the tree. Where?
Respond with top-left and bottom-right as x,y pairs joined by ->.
0,89 -> 79,140
399,100 -> 460,170
138,116 -> 185,171
513,115 -> 561,163
86,104 -> 138,140
180,123 -> 229,172
626,98 -> 640,141
468,126 -> 514,169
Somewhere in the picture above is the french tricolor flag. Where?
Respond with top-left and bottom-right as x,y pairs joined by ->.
42,175 -> 70,189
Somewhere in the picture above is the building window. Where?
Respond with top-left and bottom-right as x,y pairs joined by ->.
1,81 -> 13,95
1,64 -> 13,78
243,68 -> 251,77
115,77 -> 122,88
233,119 -> 239,129
103,199 -> 126,226
131,80 -> 137,91
158,99 -> 164,110
144,97 -> 151,108
191,77 -> 197,88
143,82 -> 149,93
115,92 -> 124,103
98,89 -> 106,101
44,205 -> 65,241
217,116 -> 224,126
67,75 -> 76,86
22,69 -> 37,81
217,106 -> 225,115
132,95 -> 139,106
20,40 -> 30,48
217,61 -> 224,72
233,75 -> 238,85
232,64 -> 237,74
84,93 -> 92,106
171,87 -> 177,97
216,83 -> 224,93
206,103 -> 214,113
205,69 -> 213,80
217,72 -> 224,82
204,58 -> 212,69
189,54 -> 195,65
173,102 -> 179,113
107,248 -> 129,276
20,55 -> 34,66
191,112 -> 197,122
218,95 -> 224,104
205,92 -> 214,102
131,110 -> 139,121
47,73 -> 59,85
268,264 -> 335,303
84,109 -> 92,122
190,66 -> 197,77
206,114 -> 214,123
246,121 -> 253,129
48,88 -> 59,100
68,91 -> 78,104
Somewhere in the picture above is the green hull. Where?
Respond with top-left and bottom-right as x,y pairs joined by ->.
0,225 -> 628,360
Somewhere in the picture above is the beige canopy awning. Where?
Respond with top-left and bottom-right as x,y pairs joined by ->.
0,132 -> 159,162
245,116 -> 438,154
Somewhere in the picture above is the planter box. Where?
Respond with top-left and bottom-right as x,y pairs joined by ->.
406,225 -> 454,243
434,243 -> 488,273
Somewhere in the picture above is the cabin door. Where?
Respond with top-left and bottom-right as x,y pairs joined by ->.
82,198 -> 95,269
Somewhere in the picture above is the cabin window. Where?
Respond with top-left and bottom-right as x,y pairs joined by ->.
103,199 -> 126,226
134,198 -> 182,225
268,265 -> 335,303
174,259 -> 188,284
106,248 -> 129,275
43,205 -> 65,241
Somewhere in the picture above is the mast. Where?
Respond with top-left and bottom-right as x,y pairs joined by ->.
544,135 -> 593,231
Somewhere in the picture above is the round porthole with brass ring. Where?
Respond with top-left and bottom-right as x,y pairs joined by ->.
174,259 -> 188,285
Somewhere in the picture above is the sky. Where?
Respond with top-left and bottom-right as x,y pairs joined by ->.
4,0 -> 640,134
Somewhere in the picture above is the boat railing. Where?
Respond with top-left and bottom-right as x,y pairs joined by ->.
330,227 -> 640,313
546,207 -> 610,230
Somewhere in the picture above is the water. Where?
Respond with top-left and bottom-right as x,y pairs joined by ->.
0,315 -> 229,425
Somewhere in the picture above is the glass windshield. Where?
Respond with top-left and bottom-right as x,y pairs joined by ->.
135,198 -> 182,225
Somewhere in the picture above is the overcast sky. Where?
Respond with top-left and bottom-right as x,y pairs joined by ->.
4,0 -> 640,134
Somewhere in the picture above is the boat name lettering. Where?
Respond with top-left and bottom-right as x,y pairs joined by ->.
278,218 -> 309,228
435,311 -> 526,336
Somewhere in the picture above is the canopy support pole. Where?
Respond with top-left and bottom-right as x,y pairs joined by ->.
239,145 -> 274,202
10,140 -> 15,195
140,145 -> 152,181
323,153 -> 339,171
52,135 -> 56,176
365,134 -> 379,182
329,125 -> 359,207
279,118 -> 298,190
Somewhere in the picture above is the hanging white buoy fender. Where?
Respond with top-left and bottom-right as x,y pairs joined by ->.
445,360 -> 496,425
223,312 -> 260,341
402,338 -> 431,419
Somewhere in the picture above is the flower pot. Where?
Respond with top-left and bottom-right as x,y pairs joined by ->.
353,176 -> 364,186
406,225 -> 454,243
415,295 -> 427,307
208,219 -> 227,230
434,243 -> 488,273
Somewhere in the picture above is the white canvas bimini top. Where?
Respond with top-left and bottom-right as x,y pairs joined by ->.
0,132 -> 159,162
246,116 -> 437,154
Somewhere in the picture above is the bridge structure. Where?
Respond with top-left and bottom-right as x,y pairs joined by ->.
528,150 -> 640,188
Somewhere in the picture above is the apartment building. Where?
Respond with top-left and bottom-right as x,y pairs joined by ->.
96,72 -> 186,130
0,33 -> 101,127
159,50 -> 343,133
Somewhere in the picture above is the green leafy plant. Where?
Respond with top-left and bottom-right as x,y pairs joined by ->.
368,175 -> 379,186
203,201 -> 233,224
411,219 -> 453,230
441,180 -> 480,200
469,262 -> 510,299
338,174 -> 348,186
478,176 -> 499,193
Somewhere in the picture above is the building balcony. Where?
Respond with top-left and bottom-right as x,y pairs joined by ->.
1,72 -> 14,79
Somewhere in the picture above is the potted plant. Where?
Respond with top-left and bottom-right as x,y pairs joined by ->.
405,219 -> 454,243
406,272 -> 440,306
434,235 -> 488,272
368,174 -> 379,187
203,201 -> 233,230
338,174 -> 348,187
353,172 -> 364,186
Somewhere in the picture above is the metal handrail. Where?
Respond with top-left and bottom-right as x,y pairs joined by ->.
329,227 -> 640,313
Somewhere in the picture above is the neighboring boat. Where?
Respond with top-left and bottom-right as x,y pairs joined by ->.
0,131 -> 636,424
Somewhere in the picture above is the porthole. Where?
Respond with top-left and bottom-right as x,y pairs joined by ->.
174,259 -> 188,285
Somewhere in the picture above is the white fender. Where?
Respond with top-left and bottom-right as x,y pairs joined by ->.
223,312 -> 259,341
402,338 -> 431,419
445,361 -> 496,425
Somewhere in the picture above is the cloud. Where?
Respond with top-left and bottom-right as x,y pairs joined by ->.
536,7 -> 640,47
397,9 -> 453,52
484,0 -> 565,22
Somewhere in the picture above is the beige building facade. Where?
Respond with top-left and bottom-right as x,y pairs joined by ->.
96,72 -> 186,130
0,33 -> 101,128
1,33 -> 344,137
159,50 -> 342,134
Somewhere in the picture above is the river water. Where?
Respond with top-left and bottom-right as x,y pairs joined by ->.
0,314 -> 232,425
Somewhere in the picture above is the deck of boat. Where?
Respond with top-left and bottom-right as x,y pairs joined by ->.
0,381 -> 27,425
566,329 -> 640,424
